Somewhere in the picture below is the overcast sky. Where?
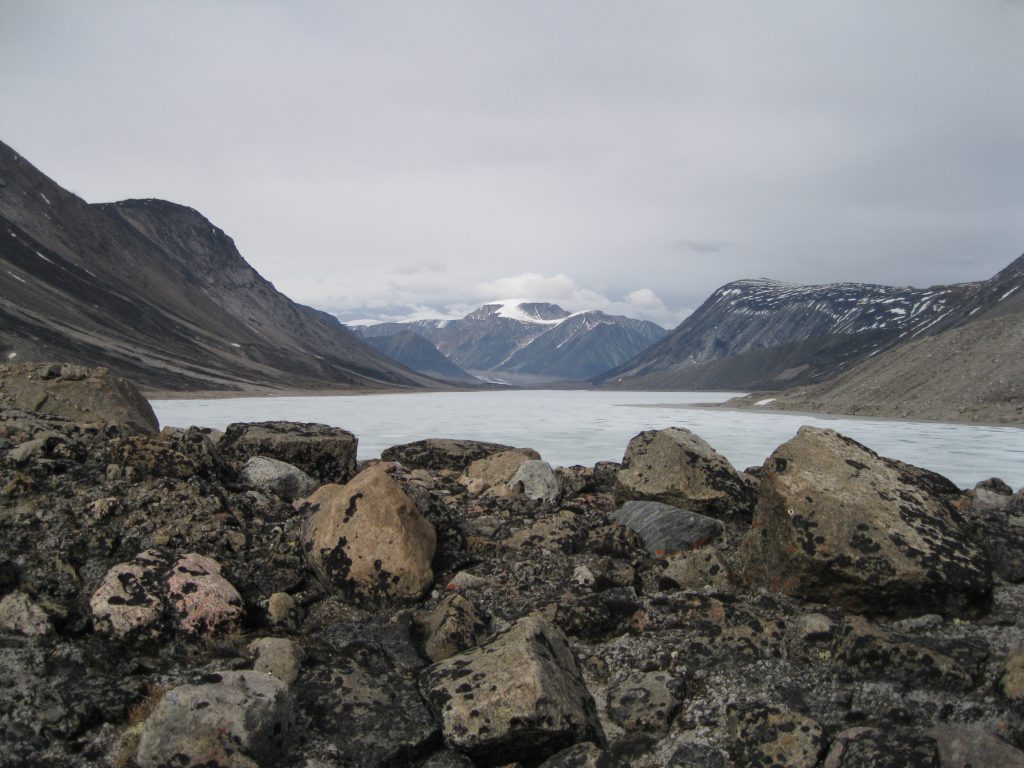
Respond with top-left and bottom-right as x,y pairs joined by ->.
2,1 -> 1023,328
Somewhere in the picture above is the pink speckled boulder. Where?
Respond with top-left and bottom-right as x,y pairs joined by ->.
91,549 -> 243,641
166,553 -> 245,638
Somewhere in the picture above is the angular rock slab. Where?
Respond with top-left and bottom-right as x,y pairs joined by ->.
738,427 -> 992,617
382,438 -> 520,472
220,420 -> 358,484
616,428 -> 755,516
611,500 -> 723,558
137,671 -> 292,768
240,455 -> 319,501
419,616 -> 604,765
926,724 -> 1024,768
301,464 -> 437,602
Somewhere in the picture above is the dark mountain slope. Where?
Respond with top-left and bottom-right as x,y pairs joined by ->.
593,273 -> 978,390
0,141 -> 439,392
358,330 -> 482,385
721,253 -> 1024,423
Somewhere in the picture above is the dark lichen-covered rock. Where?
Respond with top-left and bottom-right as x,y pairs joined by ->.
738,427 -> 992,617
606,670 -> 684,734
965,480 -> 1024,583
832,615 -> 980,691
417,592 -> 489,662
726,704 -> 825,768
615,428 -> 755,517
136,671 -> 293,768
296,621 -> 440,767
611,500 -> 723,558
538,741 -> 622,767
822,727 -> 938,768
219,420 -> 357,483
382,438 -> 521,472
300,464 -> 436,602
0,362 -> 159,434
660,548 -> 734,592
419,616 -> 604,765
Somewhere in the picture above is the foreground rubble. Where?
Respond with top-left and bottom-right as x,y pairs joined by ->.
2,367 -> 1024,767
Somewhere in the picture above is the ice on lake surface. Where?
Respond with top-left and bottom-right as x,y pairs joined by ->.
151,390 -> 1024,490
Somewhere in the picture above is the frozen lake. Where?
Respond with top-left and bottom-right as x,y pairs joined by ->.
151,390 -> 1024,490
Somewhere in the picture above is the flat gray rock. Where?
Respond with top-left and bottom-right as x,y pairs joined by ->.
612,500 -> 723,558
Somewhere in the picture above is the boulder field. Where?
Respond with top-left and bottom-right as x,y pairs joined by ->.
2,366 -> 1024,767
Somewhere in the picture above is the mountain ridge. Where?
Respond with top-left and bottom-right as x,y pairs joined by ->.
592,258 -> 1024,390
356,301 -> 667,383
0,141 -> 442,393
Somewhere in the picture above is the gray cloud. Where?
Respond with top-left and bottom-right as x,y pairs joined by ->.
671,240 -> 733,256
2,0 -> 1022,330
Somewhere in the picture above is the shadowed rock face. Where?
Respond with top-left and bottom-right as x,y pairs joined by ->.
738,427 -> 992,617
219,420 -> 358,484
382,438 -> 521,472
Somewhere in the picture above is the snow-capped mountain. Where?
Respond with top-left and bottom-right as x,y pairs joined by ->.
356,300 -> 667,382
594,256 -> 1024,391
495,310 -> 667,380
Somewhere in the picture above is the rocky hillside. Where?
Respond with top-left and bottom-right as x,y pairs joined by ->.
359,330 -> 482,386
0,141 -> 440,393
4,364 -> 1024,767
719,254 -> 1024,424
595,254 -> 1024,391
725,312 -> 1024,424
359,301 -> 666,383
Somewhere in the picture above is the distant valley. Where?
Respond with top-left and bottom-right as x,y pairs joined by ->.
1,138 -> 1020,423
353,300 -> 667,385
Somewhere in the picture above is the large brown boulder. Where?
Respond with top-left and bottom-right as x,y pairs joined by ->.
738,427 -> 992,617
419,616 -> 603,765
615,428 -> 755,517
300,464 -> 436,602
466,448 -> 541,489
219,421 -> 357,484
0,362 -> 158,434
382,438 -> 522,472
